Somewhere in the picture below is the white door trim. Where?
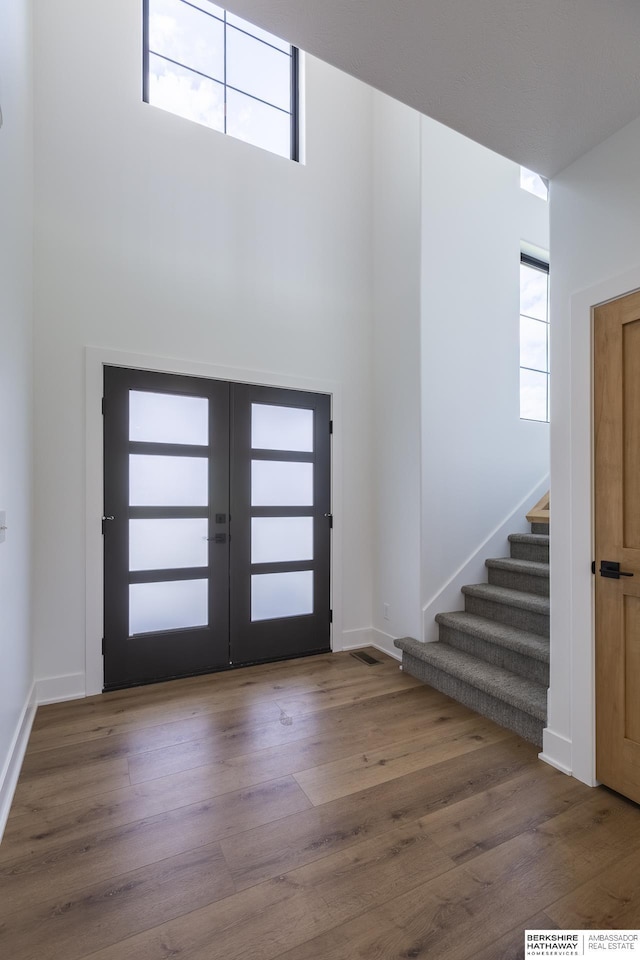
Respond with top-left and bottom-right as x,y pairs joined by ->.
85,346 -> 343,697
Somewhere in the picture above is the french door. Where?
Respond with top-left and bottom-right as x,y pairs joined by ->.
103,366 -> 331,690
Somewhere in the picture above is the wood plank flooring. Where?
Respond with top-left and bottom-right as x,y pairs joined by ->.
1,649 -> 640,960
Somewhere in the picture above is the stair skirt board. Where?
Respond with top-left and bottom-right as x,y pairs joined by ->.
401,651 -> 545,747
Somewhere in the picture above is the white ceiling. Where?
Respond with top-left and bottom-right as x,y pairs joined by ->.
226,0 -> 640,177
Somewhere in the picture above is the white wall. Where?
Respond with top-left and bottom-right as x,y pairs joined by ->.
29,0 -> 553,700
420,120 -> 550,629
547,114 -> 640,781
0,0 -> 34,814
33,0 -> 375,690
367,104 -> 550,653
370,93 -> 423,652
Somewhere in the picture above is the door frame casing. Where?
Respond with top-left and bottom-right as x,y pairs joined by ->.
545,264 -> 640,787
85,346 -> 342,697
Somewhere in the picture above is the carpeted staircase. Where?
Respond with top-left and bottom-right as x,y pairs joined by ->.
394,520 -> 549,746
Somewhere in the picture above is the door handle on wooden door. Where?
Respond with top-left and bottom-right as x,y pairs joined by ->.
600,560 -> 634,579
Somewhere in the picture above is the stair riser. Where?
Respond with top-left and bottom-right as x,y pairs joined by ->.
510,541 -> 549,563
401,653 -> 544,746
464,595 -> 549,637
438,626 -> 549,685
531,523 -> 549,535
488,567 -> 549,597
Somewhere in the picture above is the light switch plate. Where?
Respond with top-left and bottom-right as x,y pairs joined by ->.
0,511 -> 6,543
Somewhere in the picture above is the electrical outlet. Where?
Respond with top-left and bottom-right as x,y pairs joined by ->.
383,603 -> 390,621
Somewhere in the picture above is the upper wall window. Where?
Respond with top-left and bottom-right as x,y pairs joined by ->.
520,167 -> 548,202
143,0 -> 299,160
520,254 -> 550,423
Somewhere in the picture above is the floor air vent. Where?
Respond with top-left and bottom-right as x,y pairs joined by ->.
350,651 -> 381,665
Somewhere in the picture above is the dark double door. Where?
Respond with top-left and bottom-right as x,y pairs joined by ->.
103,366 -> 331,690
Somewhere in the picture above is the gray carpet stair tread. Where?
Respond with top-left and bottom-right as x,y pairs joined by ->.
394,637 -> 547,720
435,611 -> 550,663
508,532 -> 549,547
462,582 -> 550,615
485,557 -> 549,579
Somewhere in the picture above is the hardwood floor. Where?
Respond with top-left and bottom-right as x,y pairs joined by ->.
2,649 -> 640,960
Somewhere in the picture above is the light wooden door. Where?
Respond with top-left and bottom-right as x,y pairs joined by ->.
595,289 -> 640,801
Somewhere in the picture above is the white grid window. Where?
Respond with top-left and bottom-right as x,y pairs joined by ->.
520,255 -> 550,422
144,0 -> 298,160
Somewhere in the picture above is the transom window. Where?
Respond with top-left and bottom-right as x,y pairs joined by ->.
520,254 -> 550,422
143,0 -> 299,160
520,167 -> 548,202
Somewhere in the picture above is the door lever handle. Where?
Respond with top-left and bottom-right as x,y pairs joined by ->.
101,515 -> 115,533
600,560 -> 634,579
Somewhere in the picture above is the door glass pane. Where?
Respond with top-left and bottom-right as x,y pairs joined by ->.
129,518 -> 208,571
520,369 -> 549,422
130,455 -> 208,505
251,571 -> 313,621
226,26 -> 292,111
251,517 -> 313,564
130,391 -> 209,445
129,578 -> 208,635
251,404 -> 313,452
251,460 -> 313,506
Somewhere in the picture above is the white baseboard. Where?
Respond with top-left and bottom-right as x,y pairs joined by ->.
421,475 -> 550,642
340,627 -> 376,652
0,683 -> 36,842
341,627 -> 401,662
35,673 -> 86,705
539,727 -> 573,777
369,628 -> 401,661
